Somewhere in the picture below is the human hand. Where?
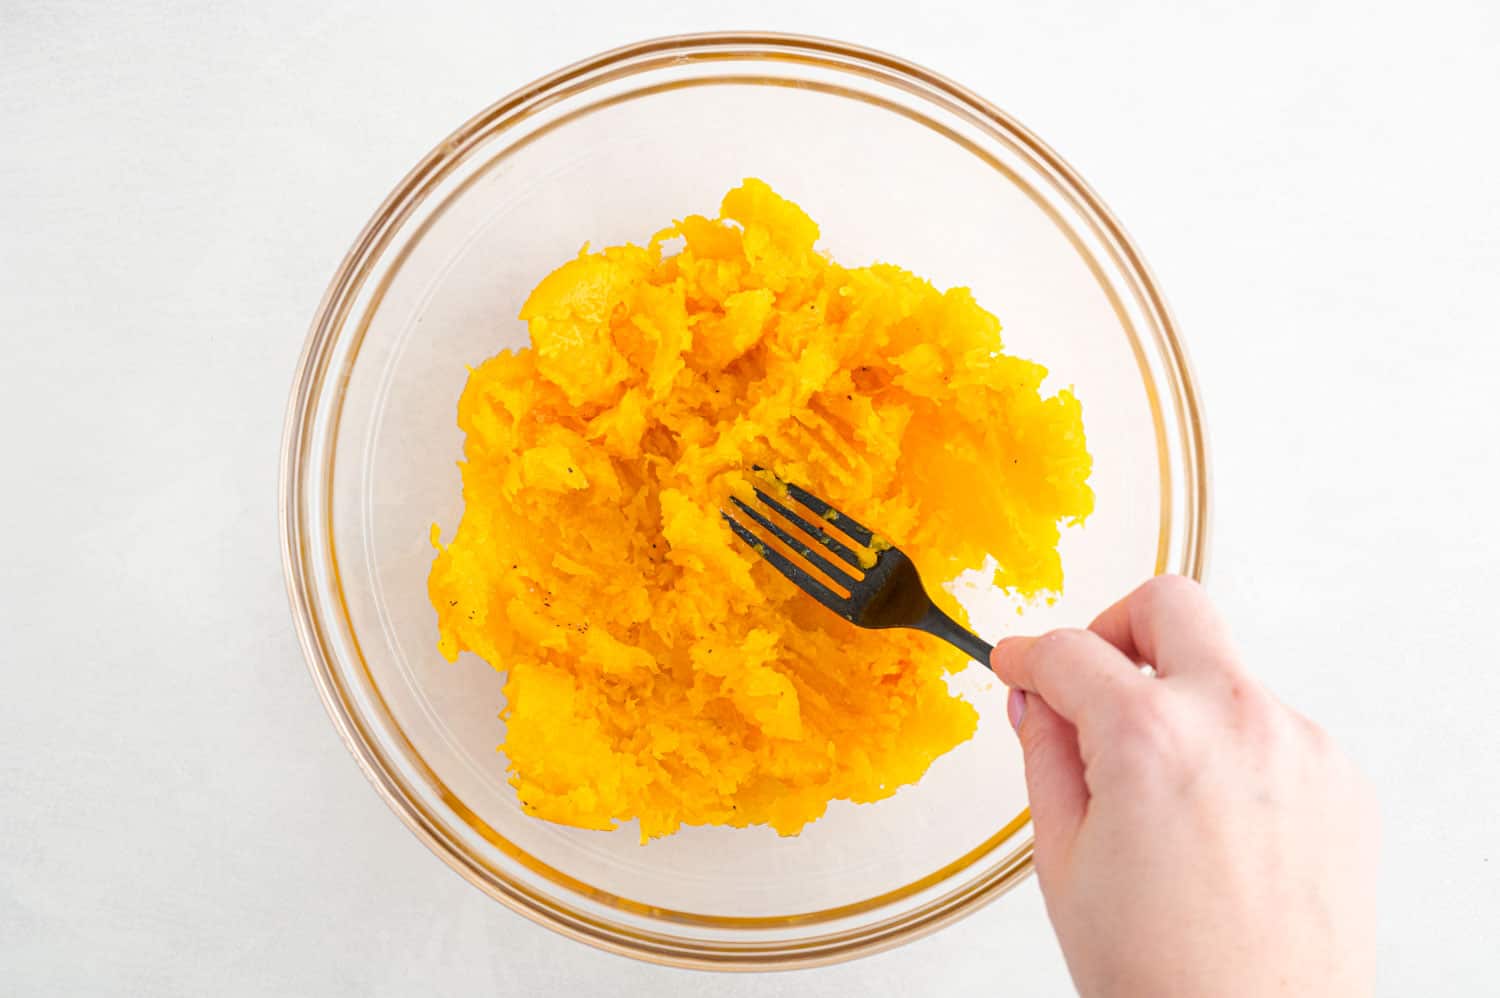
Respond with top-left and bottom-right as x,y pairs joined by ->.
992,576 -> 1379,997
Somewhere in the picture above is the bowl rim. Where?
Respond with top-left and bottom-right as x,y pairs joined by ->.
280,30 -> 1210,970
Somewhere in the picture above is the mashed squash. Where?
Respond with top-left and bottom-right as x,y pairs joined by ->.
428,179 -> 1093,839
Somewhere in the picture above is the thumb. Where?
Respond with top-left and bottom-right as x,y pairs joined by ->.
1009,689 -> 1089,877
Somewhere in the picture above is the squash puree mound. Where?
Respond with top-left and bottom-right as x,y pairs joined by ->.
428,179 -> 1093,840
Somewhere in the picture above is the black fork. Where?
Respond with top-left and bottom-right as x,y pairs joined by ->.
721,472 -> 994,667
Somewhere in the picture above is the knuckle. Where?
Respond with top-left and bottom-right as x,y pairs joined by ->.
1224,679 -> 1279,730
1271,702 -> 1336,755
1210,681 -> 1305,759
1306,729 -> 1380,822
1300,716 -> 1335,752
1113,689 -> 1188,757
1132,575 -> 1215,641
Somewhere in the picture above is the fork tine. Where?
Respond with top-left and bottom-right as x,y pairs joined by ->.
749,488 -> 864,569
721,512 -> 850,618
728,496 -> 859,588
781,481 -> 876,545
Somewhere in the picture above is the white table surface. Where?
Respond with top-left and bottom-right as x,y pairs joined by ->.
3,1 -> 1497,994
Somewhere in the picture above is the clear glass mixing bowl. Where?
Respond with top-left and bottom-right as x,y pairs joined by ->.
280,32 -> 1209,969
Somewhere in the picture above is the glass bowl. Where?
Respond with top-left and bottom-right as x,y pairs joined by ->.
279,32 -> 1208,970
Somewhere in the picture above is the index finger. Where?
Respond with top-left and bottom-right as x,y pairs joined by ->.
1088,575 -> 1238,679
991,627 -> 1152,729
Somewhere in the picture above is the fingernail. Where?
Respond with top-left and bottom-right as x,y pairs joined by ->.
1007,688 -> 1026,732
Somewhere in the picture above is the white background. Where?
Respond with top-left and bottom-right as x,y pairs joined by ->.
2,1 -> 1497,994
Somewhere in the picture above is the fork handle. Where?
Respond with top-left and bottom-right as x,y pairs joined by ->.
917,606 -> 994,668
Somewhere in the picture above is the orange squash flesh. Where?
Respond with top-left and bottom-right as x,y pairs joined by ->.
428,179 -> 1093,840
